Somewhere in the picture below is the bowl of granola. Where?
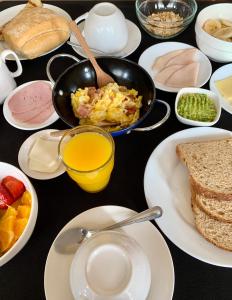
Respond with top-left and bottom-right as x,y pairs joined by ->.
135,0 -> 197,39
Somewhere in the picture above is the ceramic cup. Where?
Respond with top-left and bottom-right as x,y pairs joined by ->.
75,2 -> 128,54
0,50 -> 22,104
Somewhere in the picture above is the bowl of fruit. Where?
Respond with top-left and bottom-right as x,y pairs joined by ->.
0,162 -> 38,266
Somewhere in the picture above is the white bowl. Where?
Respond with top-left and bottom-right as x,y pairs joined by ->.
175,87 -> 221,126
70,230 -> 151,300
0,162 -> 38,266
195,3 -> 232,63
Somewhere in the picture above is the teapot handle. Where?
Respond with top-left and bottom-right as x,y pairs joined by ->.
131,100 -> 171,132
0,50 -> 22,78
75,12 -> 89,25
46,53 -> 80,85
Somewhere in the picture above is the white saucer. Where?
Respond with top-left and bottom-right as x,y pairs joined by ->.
44,206 -> 175,300
18,129 -> 66,180
210,63 -> 232,115
138,42 -> 212,93
3,80 -> 59,131
69,19 -> 141,58
0,4 -> 72,60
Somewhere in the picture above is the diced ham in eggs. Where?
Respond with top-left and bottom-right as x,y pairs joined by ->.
8,81 -> 54,124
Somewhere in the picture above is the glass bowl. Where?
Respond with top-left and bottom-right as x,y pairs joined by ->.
135,0 -> 198,39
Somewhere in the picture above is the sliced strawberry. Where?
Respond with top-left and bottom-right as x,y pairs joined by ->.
2,176 -> 25,200
0,183 -> 14,209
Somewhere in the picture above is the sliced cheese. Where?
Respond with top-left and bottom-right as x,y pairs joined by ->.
28,136 -> 61,173
215,76 -> 232,103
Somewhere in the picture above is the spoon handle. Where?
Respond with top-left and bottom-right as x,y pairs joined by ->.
103,206 -> 162,231
69,21 -> 103,74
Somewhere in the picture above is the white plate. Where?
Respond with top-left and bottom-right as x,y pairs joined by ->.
44,206 -> 175,300
69,19 -> 141,58
18,129 -> 66,180
0,4 -> 72,60
144,127 -> 232,267
210,63 -> 232,115
138,42 -> 212,93
3,80 -> 59,130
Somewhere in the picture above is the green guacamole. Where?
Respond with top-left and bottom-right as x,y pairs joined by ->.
177,93 -> 217,122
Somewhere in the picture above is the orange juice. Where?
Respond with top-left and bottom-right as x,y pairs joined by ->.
60,127 -> 114,193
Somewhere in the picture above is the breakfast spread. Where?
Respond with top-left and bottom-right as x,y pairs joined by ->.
8,81 -> 54,124
28,136 -> 61,173
153,48 -> 199,88
0,0 -> 70,59
1,1 -> 232,297
145,11 -> 184,37
176,137 -> 232,250
177,93 -> 217,122
215,76 -> 232,104
203,19 -> 232,42
0,176 -> 31,255
71,83 -> 142,131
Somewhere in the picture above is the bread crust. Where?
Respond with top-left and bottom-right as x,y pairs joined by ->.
192,201 -> 232,251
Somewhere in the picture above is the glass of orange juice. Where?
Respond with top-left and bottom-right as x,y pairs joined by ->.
58,125 -> 115,193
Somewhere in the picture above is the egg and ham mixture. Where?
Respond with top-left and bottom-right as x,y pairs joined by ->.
71,83 -> 142,131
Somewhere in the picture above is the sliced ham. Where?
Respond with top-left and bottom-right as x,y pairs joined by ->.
152,49 -> 184,72
165,62 -> 200,88
155,64 -> 185,85
8,81 -> 54,124
166,48 -> 197,67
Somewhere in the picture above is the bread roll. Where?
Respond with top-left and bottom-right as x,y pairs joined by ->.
1,3 -> 70,59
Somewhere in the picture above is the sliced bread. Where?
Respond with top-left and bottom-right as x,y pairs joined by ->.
176,137 -> 232,201
192,201 -> 232,251
195,192 -> 232,223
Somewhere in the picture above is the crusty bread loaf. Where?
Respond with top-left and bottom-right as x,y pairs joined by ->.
176,137 -> 232,200
192,201 -> 232,251
1,1 -> 70,59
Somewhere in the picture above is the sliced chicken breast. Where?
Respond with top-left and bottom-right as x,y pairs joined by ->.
152,49 -> 185,72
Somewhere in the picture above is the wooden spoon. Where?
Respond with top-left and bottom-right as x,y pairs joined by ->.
69,21 -> 115,88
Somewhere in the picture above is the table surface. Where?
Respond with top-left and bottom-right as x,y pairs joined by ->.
0,1 -> 232,300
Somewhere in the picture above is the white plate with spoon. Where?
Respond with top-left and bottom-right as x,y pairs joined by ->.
44,205 -> 175,300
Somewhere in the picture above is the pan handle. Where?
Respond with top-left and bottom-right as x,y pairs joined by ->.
132,100 -> 171,132
46,53 -> 80,85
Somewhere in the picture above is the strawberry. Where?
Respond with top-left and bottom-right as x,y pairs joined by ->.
0,183 -> 14,209
2,176 -> 25,200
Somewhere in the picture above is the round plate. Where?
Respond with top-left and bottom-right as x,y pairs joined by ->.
144,127 -> 232,267
44,206 -> 175,300
209,63 -> 232,115
69,19 -> 141,58
3,80 -> 59,130
18,129 -> 66,180
138,42 -> 212,93
0,4 -> 72,60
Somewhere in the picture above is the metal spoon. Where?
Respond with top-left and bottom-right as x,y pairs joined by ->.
54,206 -> 162,254
69,21 -> 115,87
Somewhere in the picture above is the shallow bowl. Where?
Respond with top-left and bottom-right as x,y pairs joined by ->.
70,230 -> 151,300
175,87 -> 221,126
0,162 -> 38,266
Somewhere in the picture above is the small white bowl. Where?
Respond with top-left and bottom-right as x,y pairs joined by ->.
195,3 -> 232,63
175,87 -> 221,126
0,162 -> 38,266
70,231 -> 151,300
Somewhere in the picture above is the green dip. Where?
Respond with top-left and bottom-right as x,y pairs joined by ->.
177,93 -> 217,122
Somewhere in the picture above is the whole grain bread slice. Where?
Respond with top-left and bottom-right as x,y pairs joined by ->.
192,201 -> 232,251
176,137 -> 232,201
195,192 -> 232,223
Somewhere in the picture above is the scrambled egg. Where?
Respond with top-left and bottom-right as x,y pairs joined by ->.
71,83 -> 142,131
